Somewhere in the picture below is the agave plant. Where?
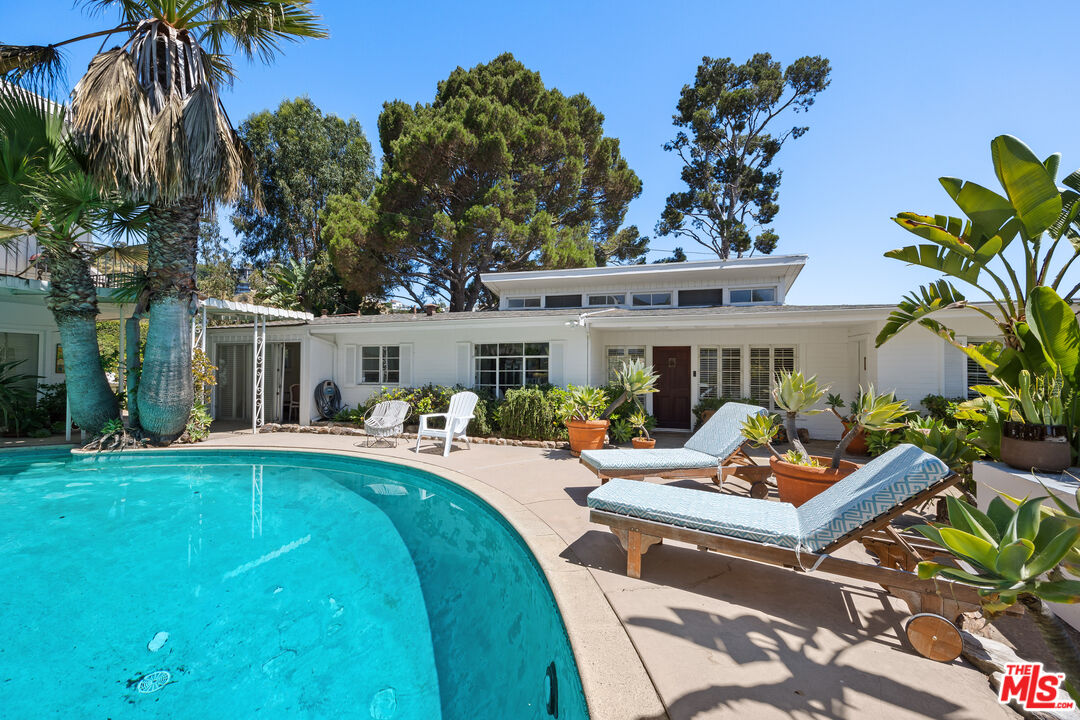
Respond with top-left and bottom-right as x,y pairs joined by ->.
742,371 -> 910,468
602,359 -> 660,418
914,494 -> 1080,700
561,386 -> 609,422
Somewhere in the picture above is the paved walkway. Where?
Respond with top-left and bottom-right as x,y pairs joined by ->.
196,428 -> 1010,720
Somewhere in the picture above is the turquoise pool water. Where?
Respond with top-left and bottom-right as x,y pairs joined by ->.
0,448 -> 588,719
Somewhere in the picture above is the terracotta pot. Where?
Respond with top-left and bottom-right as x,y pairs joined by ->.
1000,421 -> 1072,473
700,409 -> 717,426
770,455 -> 861,507
566,419 -> 609,457
631,437 -> 656,449
841,421 -> 869,455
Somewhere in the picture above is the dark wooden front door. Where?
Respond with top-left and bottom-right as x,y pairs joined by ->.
652,346 -> 691,429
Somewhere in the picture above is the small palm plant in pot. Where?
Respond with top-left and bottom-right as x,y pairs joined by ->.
740,370 -> 910,505
826,392 -> 870,455
628,410 -> 655,449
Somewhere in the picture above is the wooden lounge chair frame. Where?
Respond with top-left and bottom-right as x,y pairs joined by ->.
590,473 -> 1014,661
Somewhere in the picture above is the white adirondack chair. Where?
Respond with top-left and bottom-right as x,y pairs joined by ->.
415,391 -> 478,457
358,400 -> 410,448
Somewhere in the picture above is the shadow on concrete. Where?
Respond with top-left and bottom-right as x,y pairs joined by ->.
626,612 -> 971,720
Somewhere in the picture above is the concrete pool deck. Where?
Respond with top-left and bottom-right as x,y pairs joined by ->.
184,430 -> 1008,719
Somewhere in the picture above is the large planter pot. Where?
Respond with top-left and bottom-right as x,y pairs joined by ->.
1000,421 -> 1072,473
841,421 -> 869,456
771,455 -> 861,507
566,419 -> 609,457
631,437 -> 656,449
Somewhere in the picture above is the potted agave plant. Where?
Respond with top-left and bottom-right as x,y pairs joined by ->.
628,410 -> 655,449
562,360 -> 659,455
825,392 -> 870,455
740,371 -> 910,505
562,386 -> 609,456
994,370 -> 1072,473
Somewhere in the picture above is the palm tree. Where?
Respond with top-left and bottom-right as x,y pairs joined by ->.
49,0 -> 326,442
0,88 -> 144,433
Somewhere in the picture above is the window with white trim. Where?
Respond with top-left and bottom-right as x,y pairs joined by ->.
360,345 -> 399,384
474,342 -> 549,396
749,346 -> 795,408
966,339 -> 992,399
606,346 -> 645,382
730,287 -> 777,304
699,347 -> 742,399
507,296 -> 541,309
632,292 -> 672,307
588,294 -> 625,307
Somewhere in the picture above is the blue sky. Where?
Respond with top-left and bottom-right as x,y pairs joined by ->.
5,0 -> 1079,305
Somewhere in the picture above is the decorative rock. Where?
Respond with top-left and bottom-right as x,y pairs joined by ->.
961,630 -> 1020,675
147,631 -> 168,652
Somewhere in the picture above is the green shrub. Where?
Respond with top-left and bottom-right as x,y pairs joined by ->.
496,387 -> 558,439
28,427 -> 52,438
865,428 -> 903,457
609,417 -> 633,444
921,394 -> 965,424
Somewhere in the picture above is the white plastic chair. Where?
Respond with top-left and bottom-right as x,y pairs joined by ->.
358,400 -> 410,448
415,391 -> 478,457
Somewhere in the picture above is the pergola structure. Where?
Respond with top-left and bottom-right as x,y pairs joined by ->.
95,296 -> 313,440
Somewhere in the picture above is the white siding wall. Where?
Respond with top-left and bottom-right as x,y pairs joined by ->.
875,315 -> 998,410
0,297 -> 72,387
590,325 -> 855,440
329,321 -> 589,410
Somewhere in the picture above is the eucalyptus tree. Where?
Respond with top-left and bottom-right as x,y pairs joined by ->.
878,135 -> 1080,385
36,0 -> 326,442
0,88 -> 144,433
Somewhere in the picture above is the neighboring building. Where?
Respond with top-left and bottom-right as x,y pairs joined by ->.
202,254 -> 997,439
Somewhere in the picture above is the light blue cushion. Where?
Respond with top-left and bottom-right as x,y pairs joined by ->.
580,448 -> 719,472
587,479 -> 801,548
683,402 -> 768,458
588,443 -> 949,554
796,444 -> 949,551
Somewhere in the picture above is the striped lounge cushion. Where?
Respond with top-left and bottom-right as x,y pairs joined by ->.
580,448 -> 719,472
587,478 -> 801,548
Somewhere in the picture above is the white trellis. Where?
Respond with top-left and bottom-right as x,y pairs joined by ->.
188,298 -> 312,435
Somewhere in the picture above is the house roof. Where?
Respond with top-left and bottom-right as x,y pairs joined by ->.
479,254 -> 807,297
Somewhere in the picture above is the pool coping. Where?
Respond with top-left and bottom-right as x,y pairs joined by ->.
65,442 -> 668,720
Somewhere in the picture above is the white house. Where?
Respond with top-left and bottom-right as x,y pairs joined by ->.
201,254 -> 997,439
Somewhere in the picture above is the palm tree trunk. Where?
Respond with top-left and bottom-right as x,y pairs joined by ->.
43,248 -> 119,434
1018,594 -> 1080,702
136,199 -> 199,443
124,315 -> 142,427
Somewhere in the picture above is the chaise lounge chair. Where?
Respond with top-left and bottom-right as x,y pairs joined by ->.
579,402 -> 769,491
587,444 -> 994,662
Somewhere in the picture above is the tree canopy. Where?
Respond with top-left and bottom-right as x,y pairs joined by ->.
325,53 -> 645,311
656,53 -> 831,259
232,96 -> 375,264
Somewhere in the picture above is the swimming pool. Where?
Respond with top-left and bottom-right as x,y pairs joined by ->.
0,448 -> 588,719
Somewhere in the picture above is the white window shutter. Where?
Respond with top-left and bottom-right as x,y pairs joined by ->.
549,341 -> 565,386
345,345 -> 357,385
398,344 -> 413,386
456,342 -> 472,386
